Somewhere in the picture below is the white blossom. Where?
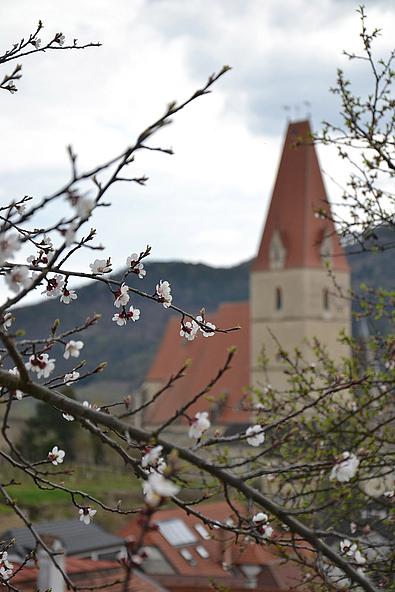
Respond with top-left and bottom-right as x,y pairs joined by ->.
1,312 -> 13,332
90,258 -> 112,275
62,413 -> 75,422
8,367 -> 23,399
253,512 -> 269,524
0,551 -> 13,581
64,340 -> 84,360
330,452 -> 359,483
42,274 -> 65,298
79,507 -> 96,525
48,446 -> 65,465
354,550 -> 366,565
156,280 -> 172,308
112,305 -> 140,326
32,38 -> 41,48
143,472 -> 180,506
246,424 -> 265,447
0,232 -> 21,264
39,234 -> 54,251
82,400 -> 101,412
252,512 -> 273,539
194,315 -> 216,337
136,263 -> 146,278
5,265 -> 31,293
339,540 -> 366,565
26,353 -> 56,379
142,445 -> 164,468
180,321 -> 198,341
114,283 -> 130,308
201,321 -> 216,337
340,539 -> 357,557
112,312 -> 127,326
126,253 -> 146,278
188,411 -> 211,440
76,197 -> 94,218
64,222 -> 78,246
60,288 -> 77,304
64,371 -> 80,385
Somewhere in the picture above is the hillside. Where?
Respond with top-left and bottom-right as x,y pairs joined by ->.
13,261 -> 250,396
12,234 -> 393,398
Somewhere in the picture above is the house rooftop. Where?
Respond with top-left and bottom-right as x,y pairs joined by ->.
11,557 -> 169,592
2,519 -> 124,560
119,500 -> 305,591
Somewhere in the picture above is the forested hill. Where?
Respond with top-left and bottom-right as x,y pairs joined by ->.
13,233 -> 393,393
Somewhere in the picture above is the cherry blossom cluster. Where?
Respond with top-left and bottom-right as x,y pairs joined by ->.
0,232 -> 21,265
246,424 -> 265,447
25,353 -> 56,379
252,512 -> 273,540
143,472 -> 180,508
188,411 -> 211,440
156,280 -> 172,308
62,400 -> 100,422
340,539 -> 366,566
1,312 -> 13,332
330,452 -> 360,483
140,445 -> 180,507
180,314 -> 216,341
8,368 -> 23,399
0,551 -> 13,581
48,446 -> 65,466
111,282 -> 141,326
79,507 -> 97,525
126,253 -> 146,279
141,445 -> 166,473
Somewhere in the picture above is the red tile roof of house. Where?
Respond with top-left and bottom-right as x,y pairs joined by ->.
145,301 -> 250,425
11,557 -> 168,591
119,501 -> 305,591
252,120 -> 349,272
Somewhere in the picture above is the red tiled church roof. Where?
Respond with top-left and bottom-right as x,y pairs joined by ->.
252,120 -> 349,272
145,302 -> 250,425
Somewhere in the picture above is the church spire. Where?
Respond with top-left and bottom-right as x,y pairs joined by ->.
252,120 -> 349,272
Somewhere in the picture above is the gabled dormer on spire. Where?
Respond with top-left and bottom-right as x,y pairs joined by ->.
253,120 -> 349,273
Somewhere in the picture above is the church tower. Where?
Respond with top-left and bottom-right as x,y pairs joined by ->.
250,120 -> 351,391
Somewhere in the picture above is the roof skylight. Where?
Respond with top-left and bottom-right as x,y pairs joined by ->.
158,519 -> 197,547
196,545 -> 209,558
194,523 -> 210,540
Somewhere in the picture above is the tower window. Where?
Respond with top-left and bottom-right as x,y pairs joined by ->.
275,287 -> 283,310
269,231 -> 287,269
323,288 -> 329,311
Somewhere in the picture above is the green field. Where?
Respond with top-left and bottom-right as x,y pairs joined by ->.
0,465 -> 142,531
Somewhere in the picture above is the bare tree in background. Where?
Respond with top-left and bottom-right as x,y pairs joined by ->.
0,11 -> 393,592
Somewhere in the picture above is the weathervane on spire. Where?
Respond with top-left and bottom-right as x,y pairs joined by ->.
282,101 -> 312,122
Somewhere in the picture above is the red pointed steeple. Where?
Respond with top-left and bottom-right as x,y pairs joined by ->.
252,120 -> 349,272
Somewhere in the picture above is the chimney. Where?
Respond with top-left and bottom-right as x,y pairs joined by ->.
37,536 -> 65,592
215,526 -> 233,571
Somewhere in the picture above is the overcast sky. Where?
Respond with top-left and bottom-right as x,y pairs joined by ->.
1,0 -> 395,295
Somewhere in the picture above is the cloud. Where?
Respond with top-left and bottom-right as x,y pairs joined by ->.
0,0 -> 394,308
